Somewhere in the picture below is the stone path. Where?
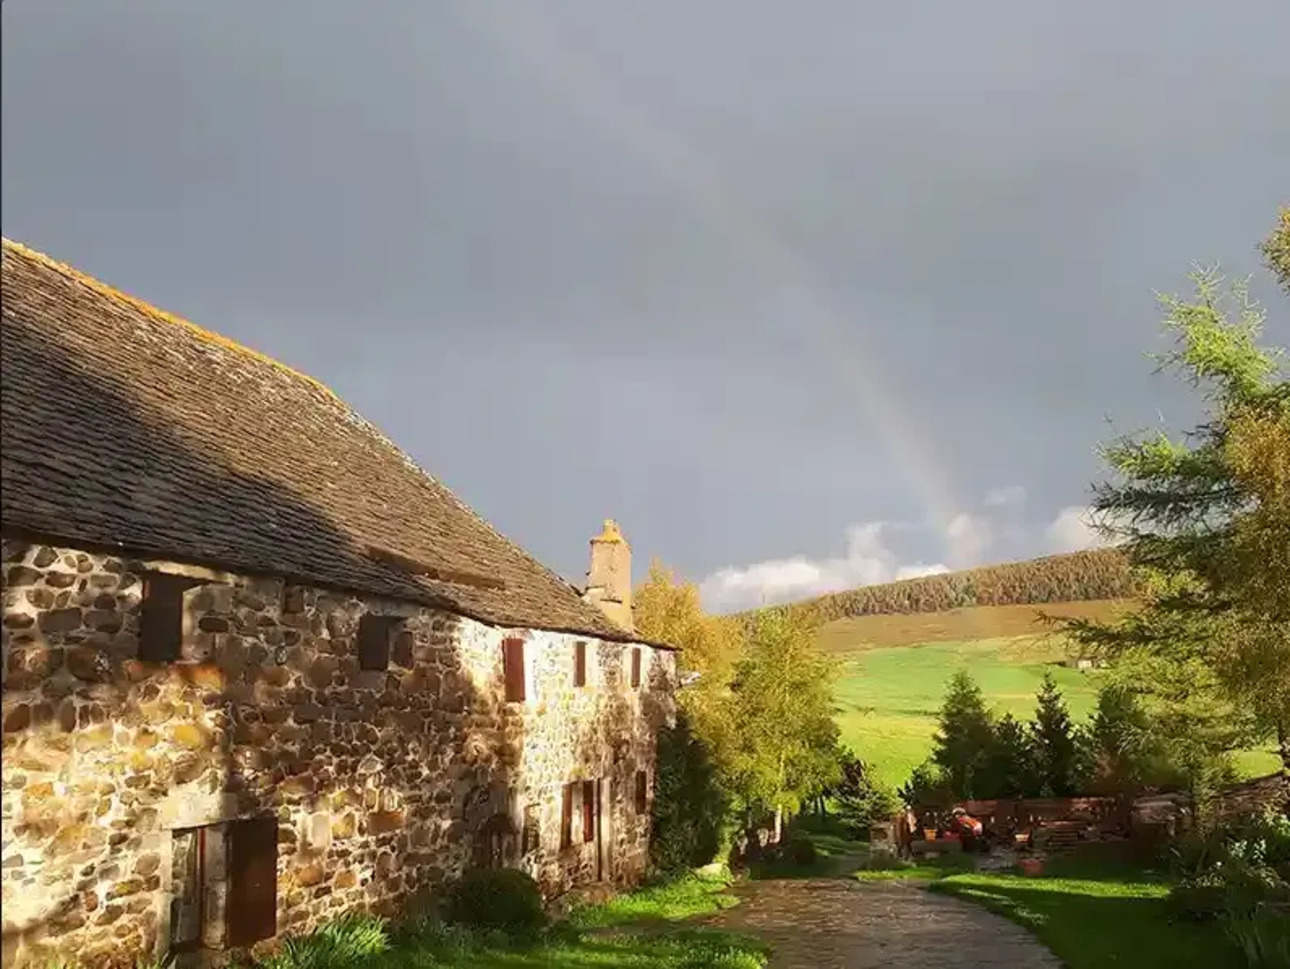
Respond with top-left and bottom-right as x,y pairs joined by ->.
698,870 -> 1062,969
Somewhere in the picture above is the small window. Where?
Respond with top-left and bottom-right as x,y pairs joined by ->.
560,783 -> 575,849
227,816 -> 278,948
634,770 -> 648,814
581,779 -> 596,843
573,641 -> 587,688
503,637 -> 526,702
629,647 -> 642,689
139,572 -> 202,663
358,614 -> 400,671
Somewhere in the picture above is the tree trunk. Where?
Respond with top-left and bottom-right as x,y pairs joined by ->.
773,805 -> 783,845
1278,721 -> 1290,774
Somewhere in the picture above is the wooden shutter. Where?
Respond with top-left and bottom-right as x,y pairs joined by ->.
358,615 -> 393,671
581,779 -> 595,843
227,816 -> 278,948
573,641 -> 587,687
503,637 -> 526,702
630,648 -> 642,689
139,573 -> 199,663
634,771 -> 648,814
560,783 -> 574,849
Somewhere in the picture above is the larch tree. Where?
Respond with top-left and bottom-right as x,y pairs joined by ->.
1061,209 -> 1290,776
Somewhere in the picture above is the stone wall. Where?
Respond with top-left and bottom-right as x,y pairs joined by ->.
1,538 -> 675,968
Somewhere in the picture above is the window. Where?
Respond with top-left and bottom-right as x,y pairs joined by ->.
560,781 -> 597,848
560,783 -> 575,849
629,647 -> 642,689
139,572 -> 203,663
167,816 -> 277,954
503,637 -> 526,702
634,770 -> 649,814
573,641 -> 587,688
358,614 -> 400,671
581,779 -> 596,843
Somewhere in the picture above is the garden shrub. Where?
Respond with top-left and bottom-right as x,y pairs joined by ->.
258,915 -> 389,969
444,867 -> 547,934
651,712 -> 735,874
1226,909 -> 1290,969
787,836 -> 818,867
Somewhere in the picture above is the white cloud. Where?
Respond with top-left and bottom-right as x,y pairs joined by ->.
945,512 -> 991,568
1045,505 -> 1112,553
984,485 -> 1027,508
699,522 -> 948,613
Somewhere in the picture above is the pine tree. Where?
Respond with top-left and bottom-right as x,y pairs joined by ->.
931,671 -> 995,799
981,712 -> 1037,798
1031,673 -> 1080,796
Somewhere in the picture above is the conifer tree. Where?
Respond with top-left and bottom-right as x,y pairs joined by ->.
931,671 -> 995,799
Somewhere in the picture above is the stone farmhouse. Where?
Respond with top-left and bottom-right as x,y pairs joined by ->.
0,239 -> 677,968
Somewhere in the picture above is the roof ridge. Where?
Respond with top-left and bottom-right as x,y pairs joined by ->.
2,237 -> 341,404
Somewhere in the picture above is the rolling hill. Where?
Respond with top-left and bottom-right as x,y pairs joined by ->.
738,552 -> 1279,788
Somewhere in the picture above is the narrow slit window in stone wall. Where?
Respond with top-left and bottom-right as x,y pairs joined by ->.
503,636 -> 526,702
357,614 -> 401,671
634,770 -> 648,814
573,640 -> 587,687
581,779 -> 596,843
560,783 -> 575,849
139,572 -> 203,663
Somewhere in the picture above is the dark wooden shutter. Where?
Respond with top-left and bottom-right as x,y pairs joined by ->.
634,771 -> 648,814
573,641 -> 587,687
139,573 -> 199,663
503,637 -> 526,702
581,779 -> 595,843
560,783 -> 574,849
630,648 -> 642,689
358,615 -> 391,671
227,816 -> 278,948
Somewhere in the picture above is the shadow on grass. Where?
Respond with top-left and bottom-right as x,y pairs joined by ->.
929,873 -> 1244,969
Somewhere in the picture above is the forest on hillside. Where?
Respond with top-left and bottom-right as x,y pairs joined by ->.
740,547 -> 1138,624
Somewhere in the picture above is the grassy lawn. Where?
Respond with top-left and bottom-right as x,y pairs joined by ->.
824,603 -> 1283,787
377,925 -> 768,968
853,851 -> 1246,969
567,867 -> 741,928
833,636 -> 1101,786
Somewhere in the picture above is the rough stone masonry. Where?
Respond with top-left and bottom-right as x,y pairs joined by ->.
1,539 -> 676,968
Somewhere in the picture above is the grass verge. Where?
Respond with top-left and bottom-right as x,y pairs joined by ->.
853,850 -> 1245,969
567,867 -> 741,928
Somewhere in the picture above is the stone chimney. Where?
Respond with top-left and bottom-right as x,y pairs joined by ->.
583,519 -> 633,632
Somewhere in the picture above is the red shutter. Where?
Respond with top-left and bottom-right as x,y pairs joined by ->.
503,638 -> 526,702
630,648 -> 642,689
581,780 -> 595,843
227,816 -> 278,948
139,573 -> 196,663
634,771 -> 648,814
560,783 -> 574,849
574,641 -> 587,687
358,615 -> 391,671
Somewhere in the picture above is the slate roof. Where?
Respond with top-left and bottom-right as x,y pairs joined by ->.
1,239 -> 664,646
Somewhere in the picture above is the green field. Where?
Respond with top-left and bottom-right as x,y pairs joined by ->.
824,602 -> 1281,788
834,635 -> 1100,787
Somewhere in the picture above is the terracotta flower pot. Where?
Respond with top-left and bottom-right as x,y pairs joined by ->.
1018,858 -> 1044,877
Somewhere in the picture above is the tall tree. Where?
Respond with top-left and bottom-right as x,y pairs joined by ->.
931,671 -> 995,799
1031,673 -> 1081,796
1060,214 -> 1290,773
981,712 -> 1037,798
1088,682 -> 1155,795
728,607 -> 841,840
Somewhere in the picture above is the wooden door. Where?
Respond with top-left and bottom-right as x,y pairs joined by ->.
227,816 -> 278,948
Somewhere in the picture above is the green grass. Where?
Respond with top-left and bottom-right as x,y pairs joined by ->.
929,872 -> 1243,969
381,925 -> 768,968
833,636 -> 1101,786
851,849 -> 1244,969
567,868 -> 740,928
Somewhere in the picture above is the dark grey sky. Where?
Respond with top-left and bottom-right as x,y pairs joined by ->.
4,1 -> 1288,611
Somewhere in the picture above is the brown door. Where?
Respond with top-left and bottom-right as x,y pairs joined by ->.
227,816 -> 278,948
